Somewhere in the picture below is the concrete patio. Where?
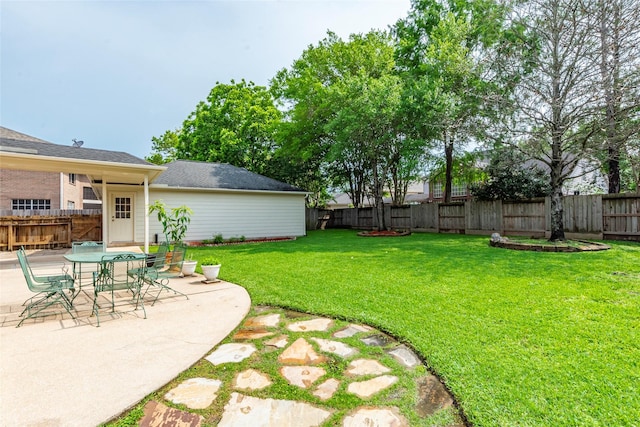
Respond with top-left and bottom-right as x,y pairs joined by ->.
0,248 -> 251,426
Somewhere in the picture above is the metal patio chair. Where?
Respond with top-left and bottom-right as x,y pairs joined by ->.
71,241 -> 105,253
135,243 -> 189,306
92,253 -> 147,327
16,248 -> 76,327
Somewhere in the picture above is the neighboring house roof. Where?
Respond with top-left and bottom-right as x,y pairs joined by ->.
152,160 -> 306,193
0,127 -> 150,166
0,127 -> 165,185
0,127 -> 50,144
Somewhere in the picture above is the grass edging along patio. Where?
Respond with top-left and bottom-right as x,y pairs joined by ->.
158,230 -> 639,426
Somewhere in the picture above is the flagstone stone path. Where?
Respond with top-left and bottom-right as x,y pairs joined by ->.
138,306 -> 465,426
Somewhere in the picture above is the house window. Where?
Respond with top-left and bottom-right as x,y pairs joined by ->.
115,197 -> 131,219
83,186 -> 98,200
451,183 -> 468,198
69,173 -> 76,185
432,183 -> 468,199
433,183 -> 443,199
12,199 -> 51,210
67,201 -> 75,210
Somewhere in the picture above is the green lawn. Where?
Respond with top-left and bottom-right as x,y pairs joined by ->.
186,230 -> 640,427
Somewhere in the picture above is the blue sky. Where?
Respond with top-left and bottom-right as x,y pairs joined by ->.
1,0 -> 410,159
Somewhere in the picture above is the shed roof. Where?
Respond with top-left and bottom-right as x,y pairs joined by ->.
153,160 -> 306,193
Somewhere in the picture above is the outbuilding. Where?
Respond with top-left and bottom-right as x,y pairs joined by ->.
0,128 -> 307,250
147,160 -> 307,243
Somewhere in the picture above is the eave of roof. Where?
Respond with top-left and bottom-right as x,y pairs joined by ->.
0,133 -> 166,184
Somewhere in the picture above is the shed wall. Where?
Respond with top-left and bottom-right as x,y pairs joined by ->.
140,189 -> 306,242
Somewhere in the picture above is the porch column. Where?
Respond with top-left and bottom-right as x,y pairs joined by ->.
144,174 -> 149,253
59,173 -> 64,209
102,180 -> 108,247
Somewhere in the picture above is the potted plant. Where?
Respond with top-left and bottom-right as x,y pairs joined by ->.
200,256 -> 221,281
149,200 -> 195,274
149,200 -> 193,247
181,259 -> 198,276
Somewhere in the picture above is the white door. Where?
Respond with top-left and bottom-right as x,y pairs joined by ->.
109,192 -> 134,243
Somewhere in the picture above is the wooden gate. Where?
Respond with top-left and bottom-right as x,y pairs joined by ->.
0,211 -> 102,251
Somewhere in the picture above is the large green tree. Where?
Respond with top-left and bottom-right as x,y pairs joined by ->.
146,129 -> 179,165
394,0 -> 516,202
272,31 -> 425,215
176,79 -> 281,175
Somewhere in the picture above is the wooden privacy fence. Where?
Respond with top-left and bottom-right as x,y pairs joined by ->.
0,210 -> 102,251
306,193 -> 640,241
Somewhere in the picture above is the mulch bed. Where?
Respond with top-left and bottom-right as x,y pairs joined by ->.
189,237 -> 296,247
357,230 -> 412,237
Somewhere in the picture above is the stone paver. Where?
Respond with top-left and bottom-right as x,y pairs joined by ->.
164,377 -> 222,409
313,378 -> 341,401
388,345 -> 421,368
217,393 -> 333,427
135,308 -> 464,427
332,323 -> 372,338
346,359 -> 391,376
287,317 -> 333,332
233,369 -> 272,391
280,366 -> 327,388
416,375 -> 455,416
205,343 -> 256,365
360,334 -> 394,347
343,407 -> 409,427
140,401 -> 204,427
347,375 -> 399,399
233,328 -> 274,340
244,313 -> 281,328
264,334 -> 289,348
311,337 -> 358,358
278,337 -> 327,365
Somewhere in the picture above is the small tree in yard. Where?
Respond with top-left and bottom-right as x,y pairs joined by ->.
470,148 -> 551,200
149,200 -> 193,247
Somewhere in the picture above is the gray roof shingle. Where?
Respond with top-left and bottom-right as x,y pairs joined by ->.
154,160 -> 305,192
0,126 -> 151,166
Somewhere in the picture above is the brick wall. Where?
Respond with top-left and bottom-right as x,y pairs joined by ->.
0,169 -> 88,210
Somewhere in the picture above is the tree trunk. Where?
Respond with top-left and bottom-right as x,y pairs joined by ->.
372,160 -> 386,230
549,143 -> 566,241
444,132 -> 454,203
549,189 -> 565,241
608,147 -> 621,193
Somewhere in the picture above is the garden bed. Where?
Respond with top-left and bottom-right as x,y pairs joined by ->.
357,230 -> 411,237
489,235 -> 610,252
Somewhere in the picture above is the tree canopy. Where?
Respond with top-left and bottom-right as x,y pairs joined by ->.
146,0 -> 639,226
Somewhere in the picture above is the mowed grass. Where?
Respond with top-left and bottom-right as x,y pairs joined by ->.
187,230 -> 640,427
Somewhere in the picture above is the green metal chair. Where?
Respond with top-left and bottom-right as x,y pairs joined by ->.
16,248 -> 76,327
136,244 -> 189,306
71,241 -> 105,253
92,253 -> 147,327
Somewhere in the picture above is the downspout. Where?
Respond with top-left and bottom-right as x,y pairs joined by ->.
144,174 -> 149,253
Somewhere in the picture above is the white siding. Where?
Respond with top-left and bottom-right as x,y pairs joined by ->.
144,189 -> 306,242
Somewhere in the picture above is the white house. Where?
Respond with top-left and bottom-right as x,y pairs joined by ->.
0,128 -> 307,250
146,160 -> 307,243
